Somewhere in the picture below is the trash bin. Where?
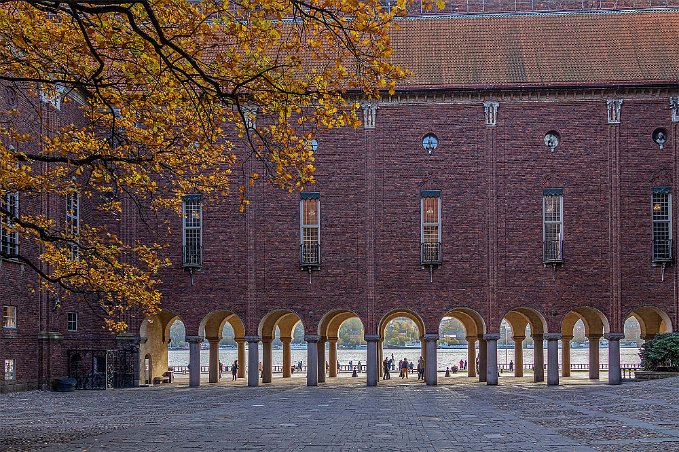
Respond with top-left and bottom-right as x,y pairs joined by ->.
54,377 -> 77,392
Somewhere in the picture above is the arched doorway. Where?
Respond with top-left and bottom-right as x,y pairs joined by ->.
502,307 -> 548,383
626,306 -> 673,340
561,307 -> 610,380
379,310 -> 426,384
318,310 -> 366,381
437,308 -> 486,383
139,310 -> 183,385
198,311 -> 245,384
259,310 -> 304,385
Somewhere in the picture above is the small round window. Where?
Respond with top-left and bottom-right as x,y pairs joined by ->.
544,131 -> 560,152
422,133 -> 438,155
653,128 -> 668,150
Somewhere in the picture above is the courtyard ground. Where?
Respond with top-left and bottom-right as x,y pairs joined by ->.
1,376 -> 678,451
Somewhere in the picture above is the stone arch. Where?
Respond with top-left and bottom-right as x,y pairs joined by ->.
318,309 -> 365,379
258,310 -> 305,384
501,307 -> 548,335
560,306 -> 610,380
139,310 -> 182,383
437,308 -> 486,380
625,306 -> 673,340
378,309 -> 426,340
198,310 -> 246,341
500,307 -> 548,383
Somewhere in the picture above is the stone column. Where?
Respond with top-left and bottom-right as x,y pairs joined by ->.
186,335 -> 204,388
425,334 -> 439,386
512,335 -> 524,377
317,338 -> 326,383
545,333 -> 561,386
208,338 -> 220,383
262,338 -> 272,383
532,334 -> 544,383
466,336 -> 477,378
561,335 -> 572,377
606,333 -> 624,385
305,335 -> 319,386
328,337 -> 338,378
281,337 -> 292,378
245,336 -> 260,387
588,334 -> 601,380
485,333 -> 500,386
478,336 -> 487,382
365,334 -> 379,386
236,338 -> 246,379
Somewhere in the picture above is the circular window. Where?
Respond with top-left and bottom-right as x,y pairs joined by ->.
544,131 -> 560,152
422,133 -> 438,155
653,128 -> 668,150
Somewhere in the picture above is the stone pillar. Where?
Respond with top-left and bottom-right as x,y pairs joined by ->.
485,333 -> 500,386
512,335 -> 524,377
561,335 -> 572,377
305,335 -> 319,386
281,337 -> 292,378
466,336 -> 477,378
588,334 -> 601,380
365,334 -> 379,386
186,335 -> 204,388
478,336 -> 487,382
208,338 -> 220,383
545,333 -> 561,386
425,334 -> 439,385
532,334 -> 544,383
262,338 -> 272,383
246,336 -> 260,387
328,337 -> 338,378
236,338 -> 246,379
317,338 -> 326,383
606,333 -> 624,385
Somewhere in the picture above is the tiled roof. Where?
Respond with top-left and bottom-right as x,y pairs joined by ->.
389,10 -> 679,88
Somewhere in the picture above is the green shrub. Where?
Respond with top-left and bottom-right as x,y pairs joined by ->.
640,333 -> 679,371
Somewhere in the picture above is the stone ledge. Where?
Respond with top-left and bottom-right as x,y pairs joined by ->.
635,370 -> 679,381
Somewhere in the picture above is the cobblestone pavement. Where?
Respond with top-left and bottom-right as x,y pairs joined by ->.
1,377 -> 678,451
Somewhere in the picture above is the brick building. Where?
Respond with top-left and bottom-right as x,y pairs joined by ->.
2,6 -> 679,392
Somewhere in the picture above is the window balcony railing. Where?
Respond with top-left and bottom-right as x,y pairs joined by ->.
421,242 -> 442,266
300,243 -> 320,267
183,244 -> 202,268
543,240 -> 564,264
652,239 -> 673,263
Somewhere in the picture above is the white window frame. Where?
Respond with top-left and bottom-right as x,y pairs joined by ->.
300,194 -> 320,266
652,187 -> 672,262
182,195 -> 202,267
543,189 -> 564,263
420,191 -> 441,264
66,191 -> 80,258
4,359 -> 16,381
67,311 -> 78,332
1,191 -> 19,257
2,305 -> 16,329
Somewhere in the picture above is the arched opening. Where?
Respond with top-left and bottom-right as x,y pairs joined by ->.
560,307 -> 610,380
437,308 -> 486,383
139,310 -> 182,385
198,311 -> 246,384
318,310 -> 366,380
258,310 -> 304,384
378,310 -> 426,382
626,306 -> 673,341
622,316 -> 643,367
502,307 -> 548,383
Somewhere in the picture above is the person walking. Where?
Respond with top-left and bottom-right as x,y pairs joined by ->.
459,359 -> 464,371
383,358 -> 390,380
417,356 -> 425,380
402,358 -> 409,378
464,360 -> 467,370
219,360 -> 224,380
231,360 -> 238,381
509,360 -> 514,372
398,359 -> 403,378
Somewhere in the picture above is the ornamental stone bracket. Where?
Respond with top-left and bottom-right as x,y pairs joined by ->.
483,101 -> 499,126
361,100 -> 378,129
424,333 -> 440,342
304,334 -> 320,343
483,333 -> 501,341
244,335 -> 262,343
607,99 -> 623,124
543,333 -> 563,341
671,97 -> 679,122
185,335 -> 205,344
604,332 -> 625,341
364,334 -> 380,342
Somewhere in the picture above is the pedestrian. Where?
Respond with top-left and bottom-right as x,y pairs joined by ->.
398,359 -> 403,378
476,356 -> 479,373
326,361 -> 329,374
258,361 -> 263,379
383,358 -> 390,379
409,360 -> 414,376
231,360 -> 238,381
509,360 -> 514,372
417,356 -> 424,380
337,360 -> 341,372
219,360 -> 224,380
459,359 -> 464,371
357,360 -> 362,373
402,358 -> 409,378
464,360 -> 467,370
391,354 -> 395,370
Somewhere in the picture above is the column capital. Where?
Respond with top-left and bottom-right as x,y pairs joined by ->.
544,333 -> 562,341
604,332 -> 625,341
235,337 -> 246,344
465,336 -> 477,342
531,333 -> 544,341
484,333 -> 501,341
586,333 -> 603,340
185,335 -> 204,344
477,334 -> 486,341
206,337 -> 220,343
261,336 -> 273,344
280,336 -> 292,343
512,335 -> 526,342
327,336 -> 338,342
424,333 -> 439,342
304,334 -> 320,343
244,335 -> 261,343
364,334 -> 380,342
562,335 -> 573,341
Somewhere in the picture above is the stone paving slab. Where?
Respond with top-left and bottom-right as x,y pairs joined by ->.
1,378 -> 678,451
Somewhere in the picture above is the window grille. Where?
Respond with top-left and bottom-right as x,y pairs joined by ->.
652,187 -> 672,263
2,305 -> 16,329
421,190 -> 441,265
300,193 -> 320,267
67,312 -> 78,332
182,194 -> 202,268
66,192 -> 79,258
1,192 -> 19,257
4,359 -> 16,381
543,189 -> 563,263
